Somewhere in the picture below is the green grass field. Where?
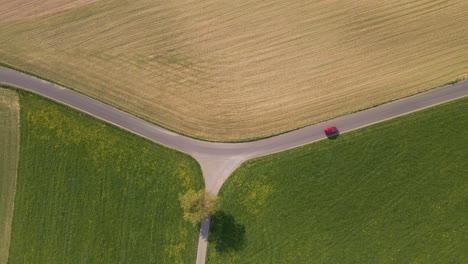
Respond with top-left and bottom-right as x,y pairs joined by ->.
1,0 -> 467,141
0,89 -> 20,264
7,92 -> 204,263
208,97 -> 468,263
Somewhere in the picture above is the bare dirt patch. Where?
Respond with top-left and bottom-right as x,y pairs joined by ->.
0,89 -> 19,264
0,0 -> 98,22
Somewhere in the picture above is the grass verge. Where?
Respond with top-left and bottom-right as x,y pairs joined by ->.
208,97 -> 468,263
7,92 -> 204,263
0,89 -> 19,264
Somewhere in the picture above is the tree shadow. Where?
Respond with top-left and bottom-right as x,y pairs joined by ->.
199,217 -> 210,240
209,211 -> 246,252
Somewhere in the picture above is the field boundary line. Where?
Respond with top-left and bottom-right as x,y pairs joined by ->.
0,90 -> 20,264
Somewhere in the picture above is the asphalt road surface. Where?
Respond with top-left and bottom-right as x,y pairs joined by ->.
1,65 -> 467,264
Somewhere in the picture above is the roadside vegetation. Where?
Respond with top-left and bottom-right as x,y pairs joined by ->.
208,97 -> 468,263
1,0 -> 467,141
0,89 -> 19,264
180,190 -> 219,225
7,92 -> 204,263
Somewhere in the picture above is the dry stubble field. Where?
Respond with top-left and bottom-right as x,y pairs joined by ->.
0,0 -> 467,141
0,89 -> 19,264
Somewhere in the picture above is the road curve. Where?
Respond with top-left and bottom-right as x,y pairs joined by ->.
1,65 -> 467,264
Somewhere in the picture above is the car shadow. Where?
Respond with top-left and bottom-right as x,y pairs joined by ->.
326,132 -> 340,140
209,211 -> 246,252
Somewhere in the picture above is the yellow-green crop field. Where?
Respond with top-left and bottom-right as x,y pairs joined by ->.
0,89 -> 19,264
7,91 -> 204,263
0,0 -> 467,141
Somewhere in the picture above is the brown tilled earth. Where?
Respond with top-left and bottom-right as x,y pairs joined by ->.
0,0 -> 467,141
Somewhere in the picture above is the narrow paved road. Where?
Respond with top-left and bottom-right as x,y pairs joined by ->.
1,65 -> 467,264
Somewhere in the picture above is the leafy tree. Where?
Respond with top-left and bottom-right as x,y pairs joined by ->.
180,189 -> 218,225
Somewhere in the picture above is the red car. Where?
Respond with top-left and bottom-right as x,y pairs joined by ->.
324,126 -> 339,136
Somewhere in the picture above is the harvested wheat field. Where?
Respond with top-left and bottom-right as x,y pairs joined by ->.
0,0 -> 467,141
0,0 -> 98,23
